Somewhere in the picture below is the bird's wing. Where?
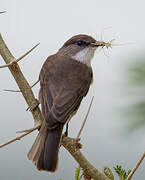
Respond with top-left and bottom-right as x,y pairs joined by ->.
39,55 -> 92,128
50,88 -> 83,123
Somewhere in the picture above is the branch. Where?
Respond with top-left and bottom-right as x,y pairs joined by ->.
77,96 -> 94,139
3,79 -> 40,92
16,124 -> 41,133
0,33 -> 43,125
0,124 -> 109,180
0,43 -> 40,68
0,11 -> 6,14
0,33 -> 109,180
126,151 -> 145,180
0,125 -> 40,148
61,136 -> 109,180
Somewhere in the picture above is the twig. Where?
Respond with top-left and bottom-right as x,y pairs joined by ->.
61,136 -> 109,180
0,11 -> 6,14
31,79 -> 39,88
0,43 -> 40,68
77,96 -> 94,139
3,89 -> 21,92
126,151 -> 145,180
0,124 -> 109,179
3,79 -> 40,92
0,33 -> 43,125
16,124 -> 41,133
0,125 -> 40,148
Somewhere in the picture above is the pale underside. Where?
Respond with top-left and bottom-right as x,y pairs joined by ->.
72,47 -> 96,66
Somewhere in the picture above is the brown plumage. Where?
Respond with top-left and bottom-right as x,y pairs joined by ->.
28,34 -> 96,172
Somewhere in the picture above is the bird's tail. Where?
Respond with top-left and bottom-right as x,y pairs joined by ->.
27,122 -> 63,172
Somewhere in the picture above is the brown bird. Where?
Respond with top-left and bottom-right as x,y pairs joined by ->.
28,34 -> 102,172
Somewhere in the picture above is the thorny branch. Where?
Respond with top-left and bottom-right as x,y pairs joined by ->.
61,137 -> 109,180
0,11 -> 6,14
0,33 -> 43,125
0,125 -> 41,148
0,43 -> 40,68
0,33 -> 109,180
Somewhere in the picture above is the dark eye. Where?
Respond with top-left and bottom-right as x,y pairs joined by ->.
77,40 -> 87,46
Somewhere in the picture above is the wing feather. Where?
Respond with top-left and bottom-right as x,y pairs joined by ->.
39,55 -> 93,129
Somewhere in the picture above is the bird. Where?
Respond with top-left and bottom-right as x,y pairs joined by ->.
27,34 -> 101,172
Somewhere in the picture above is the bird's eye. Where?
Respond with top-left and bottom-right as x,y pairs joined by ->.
77,40 -> 87,46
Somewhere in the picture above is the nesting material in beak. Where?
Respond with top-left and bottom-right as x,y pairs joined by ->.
90,39 -> 115,49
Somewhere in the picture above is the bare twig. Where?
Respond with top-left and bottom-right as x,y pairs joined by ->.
0,43 -> 40,68
0,11 -> 6,14
16,124 -> 41,133
126,151 -> 145,180
3,79 -> 40,92
15,43 -> 40,63
0,125 -> 40,148
77,96 -> 94,139
0,123 -> 109,179
94,39 -> 115,49
3,89 -> 21,92
31,79 -> 39,88
0,33 -> 43,125
61,136 -> 109,180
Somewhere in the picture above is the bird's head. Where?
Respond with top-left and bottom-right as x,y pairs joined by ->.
58,34 -> 102,66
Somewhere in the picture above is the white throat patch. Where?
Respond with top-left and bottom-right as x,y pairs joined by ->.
72,47 -> 96,66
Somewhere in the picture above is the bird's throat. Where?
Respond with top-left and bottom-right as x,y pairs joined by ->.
72,47 -> 95,67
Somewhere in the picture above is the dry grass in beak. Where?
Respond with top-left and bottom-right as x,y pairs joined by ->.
95,38 -> 133,56
95,38 -> 116,49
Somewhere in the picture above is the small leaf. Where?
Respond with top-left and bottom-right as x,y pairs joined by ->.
75,165 -> 81,180
113,165 -> 131,180
104,166 -> 114,180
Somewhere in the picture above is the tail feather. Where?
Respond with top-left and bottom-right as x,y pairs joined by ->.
27,122 -> 63,172
37,124 -> 63,172
27,122 -> 47,164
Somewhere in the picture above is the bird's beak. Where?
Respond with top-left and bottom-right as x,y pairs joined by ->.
90,41 -> 105,48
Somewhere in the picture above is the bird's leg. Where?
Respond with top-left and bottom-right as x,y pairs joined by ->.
63,114 -> 74,137
64,123 -> 69,137
26,99 -> 40,111
60,123 -> 69,148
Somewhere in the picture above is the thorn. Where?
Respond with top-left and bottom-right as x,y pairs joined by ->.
16,125 -> 41,133
0,43 -> 40,68
16,43 -> 40,63
0,11 -> 6,14
3,79 -> 39,93
77,96 -> 94,139
3,89 -> 21,92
